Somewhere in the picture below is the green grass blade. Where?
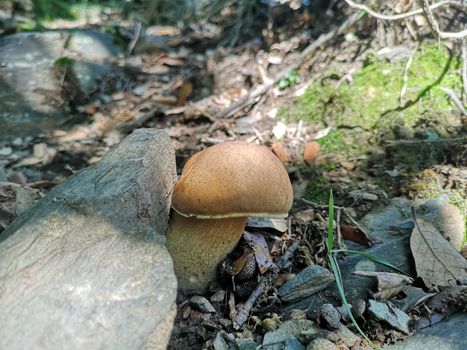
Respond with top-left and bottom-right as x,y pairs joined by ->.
329,255 -> 380,349
327,190 -> 334,253
333,249 -> 408,275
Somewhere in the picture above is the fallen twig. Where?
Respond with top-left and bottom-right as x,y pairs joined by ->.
216,12 -> 361,119
127,22 -> 142,55
385,136 -> 467,145
344,0 -> 465,21
233,238 -> 301,329
345,0 -> 467,40
419,0 -> 467,40
439,86 -> 467,115
462,38 -> 467,99
400,47 -> 417,106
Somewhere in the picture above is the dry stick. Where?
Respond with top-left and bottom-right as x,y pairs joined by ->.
400,47 -> 417,106
439,86 -> 467,115
344,0 -> 465,21
419,0 -> 467,40
233,239 -> 301,329
336,207 -> 343,248
385,136 -> 467,145
462,38 -> 467,99
216,12 -> 360,120
127,22 -> 142,55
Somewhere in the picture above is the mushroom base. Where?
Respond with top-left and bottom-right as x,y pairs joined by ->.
165,211 -> 247,294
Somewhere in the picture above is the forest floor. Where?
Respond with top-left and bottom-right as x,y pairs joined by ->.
0,1 -> 466,349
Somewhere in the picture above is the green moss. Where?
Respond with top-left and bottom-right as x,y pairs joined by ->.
407,169 -> 442,199
283,44 -> 462,133
407,169 -> 466,241
317,129 -> 374,160
54,56 -> 74,68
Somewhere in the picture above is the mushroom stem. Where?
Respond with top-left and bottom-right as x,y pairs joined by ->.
165,211 -> 248,294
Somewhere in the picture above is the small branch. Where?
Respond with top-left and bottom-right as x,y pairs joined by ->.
336,207 -> 343,248
419,0 -> 467,40
216,12 -> 360,119
233,238 -> 301,329
385,136 -> 467,145
462,38 -> 467,99
233,273 -> 270,329
439,86 -> 467,115
344,0 -> 465,21
345,0 -> 467,40
400,47 -> 417,106
127,22 -> 142,55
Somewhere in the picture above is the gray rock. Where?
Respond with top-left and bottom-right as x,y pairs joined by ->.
368,300 -> 411,334
0,129 -> 178,350
0,30 -> 125,140
284,336 -> 305,350
71,60 -> 117,95
14,186 -> 41,215
278,265 -> 334,303
283,198 -> 416,316
0,32 -> 68,139
0,10 -> 16,34
306,338 -> 338,350
210,289 -> 226,303
263,320 -> 318,350
189,295 -> 216,313
213,332 -> 230,350
67,30 -> 122,61
318,304 -> 341,330
386,312 -> 467,350
334,324 -> 359,347
235,338 -> 259,350
0,147 -> 13,156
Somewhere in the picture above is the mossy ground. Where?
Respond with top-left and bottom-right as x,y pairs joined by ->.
407,169 -> 467,242
282,44 -> 466,219
283,44 -> 462,134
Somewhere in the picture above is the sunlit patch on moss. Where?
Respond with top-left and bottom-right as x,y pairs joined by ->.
282,44 -> 462,134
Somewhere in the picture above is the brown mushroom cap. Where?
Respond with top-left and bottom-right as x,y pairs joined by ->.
172,141 -> 293,219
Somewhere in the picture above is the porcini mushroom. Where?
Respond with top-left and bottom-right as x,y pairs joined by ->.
166,141 -> 293,294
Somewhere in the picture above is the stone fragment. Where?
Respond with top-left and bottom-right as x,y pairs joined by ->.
235,338 -> 259,350
278,264 -> 334,303
368,300 -> 411,334
334,324 -> 360,347
263,320 -> 318,350
306,338 -> 338,350
0,129 -> 178,350
190,296 -> 216,313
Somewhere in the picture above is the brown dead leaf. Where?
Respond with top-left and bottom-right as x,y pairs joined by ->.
177,82 -> 193,106
341,225 -> 381,246
243,231 -> 273,274
352,271 -> 413,291
410,218 -> 467,287
159,56 -> 185,66
373,285 -> 407,300
231,249 -> 255,276
15,143 -> 57,167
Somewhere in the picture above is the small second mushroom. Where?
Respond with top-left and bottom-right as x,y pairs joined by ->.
166,141 -> 293,294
